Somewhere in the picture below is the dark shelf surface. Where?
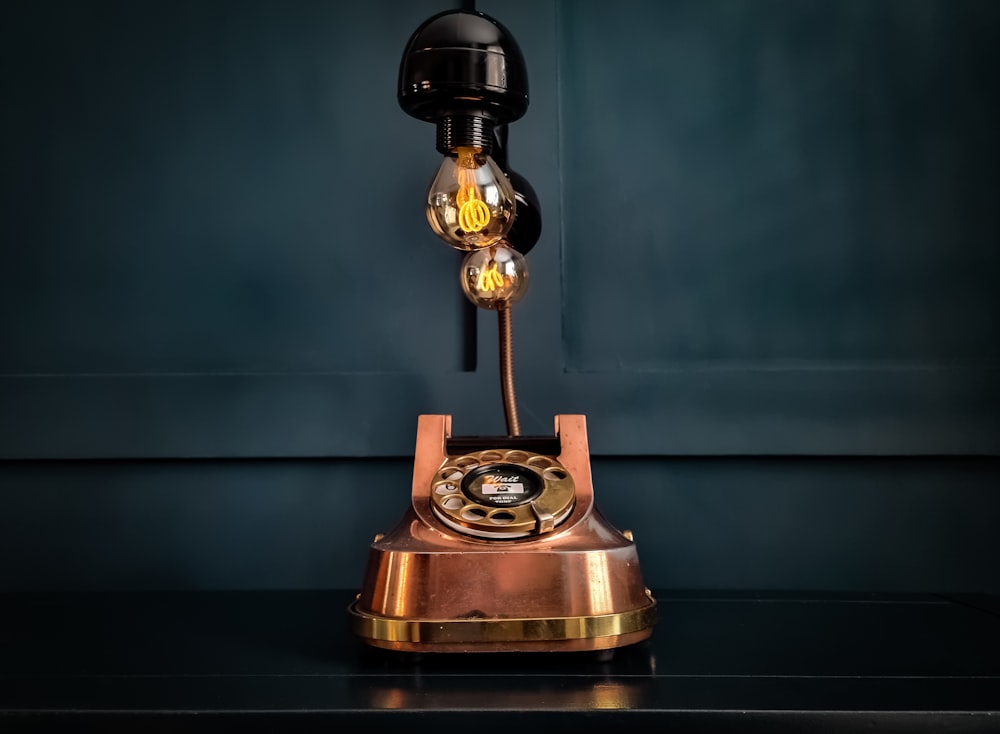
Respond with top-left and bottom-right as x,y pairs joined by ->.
1,589 -> 998,732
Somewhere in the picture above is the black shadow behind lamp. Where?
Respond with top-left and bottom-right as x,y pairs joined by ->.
347,7 -> 657,656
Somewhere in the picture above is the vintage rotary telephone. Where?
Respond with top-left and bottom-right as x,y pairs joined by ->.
348,7 -> 657,655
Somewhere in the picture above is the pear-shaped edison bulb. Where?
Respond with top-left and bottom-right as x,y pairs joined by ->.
460,243 -> 529,310
427,146 -> 516,250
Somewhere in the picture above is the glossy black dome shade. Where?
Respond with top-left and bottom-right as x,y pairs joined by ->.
505,168 -> 542,256
489,126 -> 541,255
398,9 -> 529,153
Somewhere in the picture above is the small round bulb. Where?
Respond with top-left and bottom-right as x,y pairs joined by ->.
427,147 -> 516,250
460,244 -> 529,310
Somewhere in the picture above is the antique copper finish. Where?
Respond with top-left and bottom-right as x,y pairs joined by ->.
498,305 -> 520,435
348,414 -> 657,653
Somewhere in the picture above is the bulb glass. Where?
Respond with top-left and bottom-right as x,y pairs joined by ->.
427,147 -> 515,250
460,244 -> 529,310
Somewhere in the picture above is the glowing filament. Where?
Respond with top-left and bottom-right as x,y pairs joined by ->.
456,147 -> 490,233
476,261 -> 505,292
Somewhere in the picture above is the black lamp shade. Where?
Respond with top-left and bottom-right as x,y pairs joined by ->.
398,9 -> 529,154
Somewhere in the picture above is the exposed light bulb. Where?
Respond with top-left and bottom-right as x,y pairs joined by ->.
427,146 -> 516,251
460,243 -> 529,309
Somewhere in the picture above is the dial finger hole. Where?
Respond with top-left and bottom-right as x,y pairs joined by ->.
505,451 -> 528,464
435,483 -> 459,495
439,468 -> 463,482
543,468 -> 568,481
461,506 -> 488,521
442,496 -> 464,511
488,510 -> 516,525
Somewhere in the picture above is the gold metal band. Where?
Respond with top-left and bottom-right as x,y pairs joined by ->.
348,597 -> 657,645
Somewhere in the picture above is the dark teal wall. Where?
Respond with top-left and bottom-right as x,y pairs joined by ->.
0,457 -> 997,592
1,0 -> 997,592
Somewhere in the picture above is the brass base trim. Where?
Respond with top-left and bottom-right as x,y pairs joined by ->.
348,594 -> 657,647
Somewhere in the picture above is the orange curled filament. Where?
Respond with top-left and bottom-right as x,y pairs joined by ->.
456,147 -> 490,233
476,262 -> 505,292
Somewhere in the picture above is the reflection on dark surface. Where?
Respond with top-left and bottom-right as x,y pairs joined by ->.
349,640 -> 658,710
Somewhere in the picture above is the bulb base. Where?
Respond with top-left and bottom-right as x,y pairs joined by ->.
436,115 -> 496,156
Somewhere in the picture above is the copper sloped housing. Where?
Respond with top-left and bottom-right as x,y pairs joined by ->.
348,414 -> 657,653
